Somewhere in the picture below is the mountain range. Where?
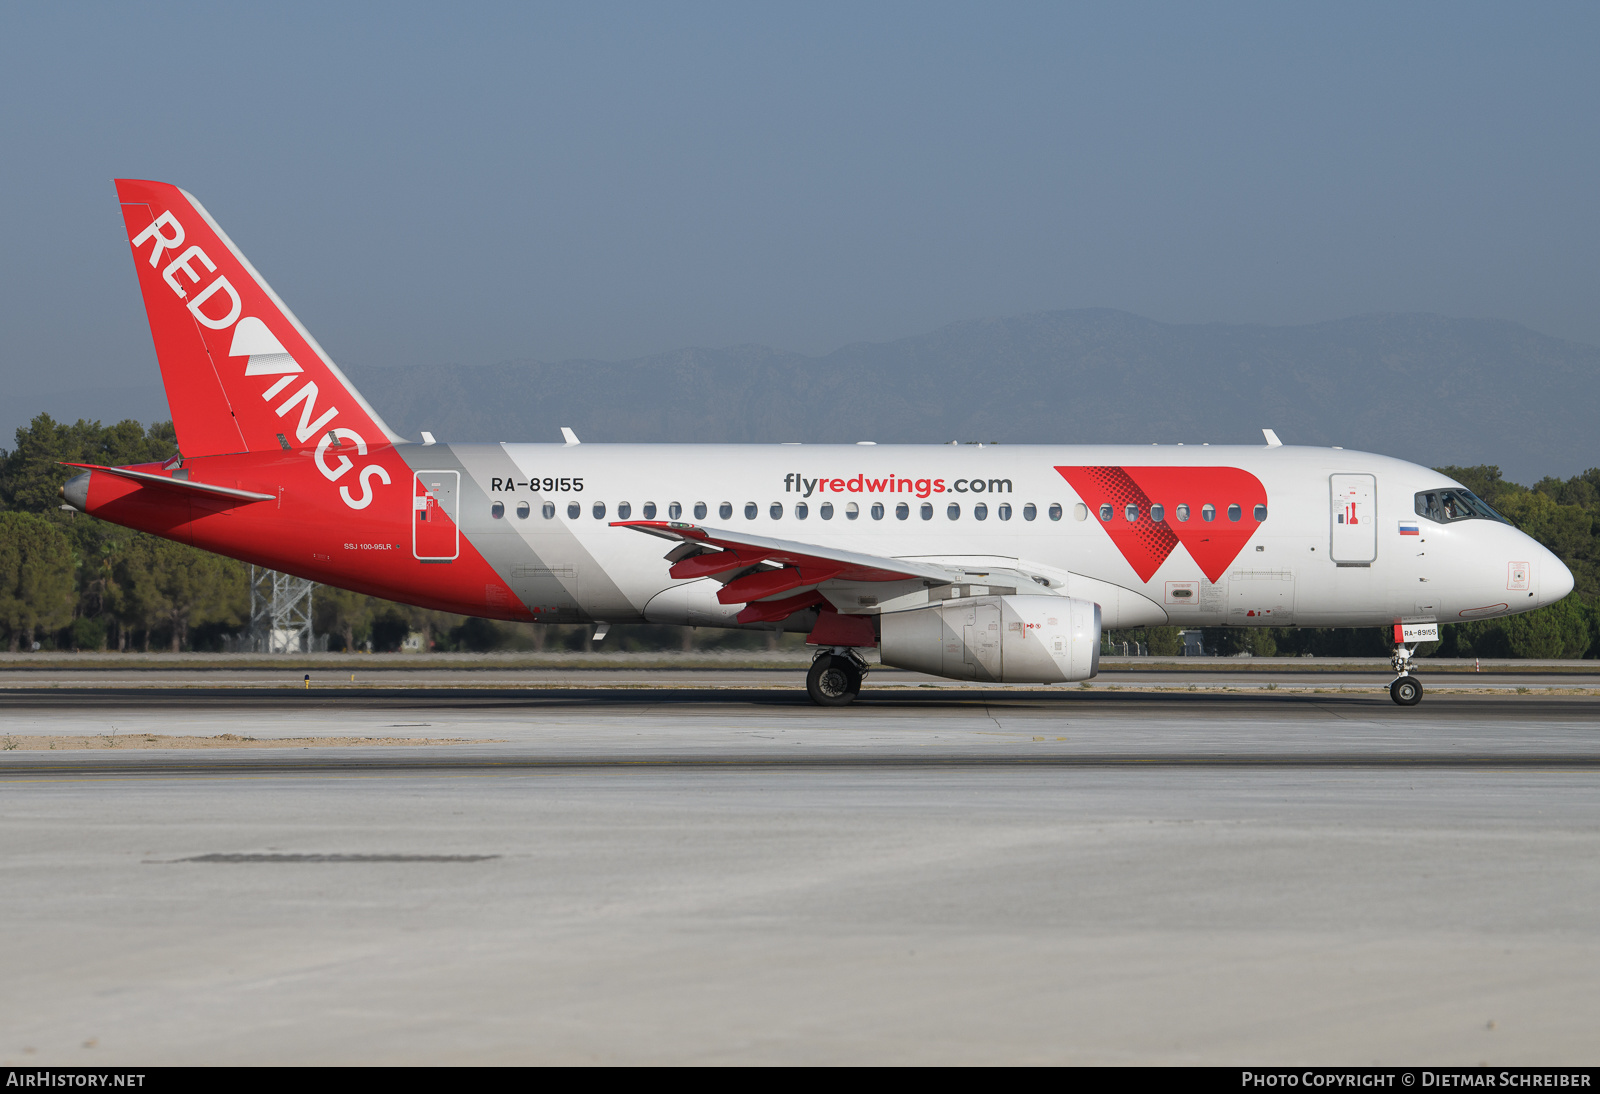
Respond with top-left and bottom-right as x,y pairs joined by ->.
15,309 -> 1597,485
345,309 -> 1599,484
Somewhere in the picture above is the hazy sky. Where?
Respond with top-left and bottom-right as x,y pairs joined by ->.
2,2 -> 1598,410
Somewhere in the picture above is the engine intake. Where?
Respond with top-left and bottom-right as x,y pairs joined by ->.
878,594 -> 1101,683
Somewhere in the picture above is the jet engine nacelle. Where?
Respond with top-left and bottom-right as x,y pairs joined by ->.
878,594 -> 1101,683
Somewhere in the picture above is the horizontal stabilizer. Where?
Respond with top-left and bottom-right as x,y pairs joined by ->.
62,463 -> 276,503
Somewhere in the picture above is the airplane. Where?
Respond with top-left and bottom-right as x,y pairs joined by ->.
59,179 -> 1575,706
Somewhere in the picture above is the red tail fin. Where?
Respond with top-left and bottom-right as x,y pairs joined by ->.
115,179 -> 401,457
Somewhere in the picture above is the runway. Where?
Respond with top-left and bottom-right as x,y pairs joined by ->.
2,680 -> 1598,1064
2,653 -> 1598,695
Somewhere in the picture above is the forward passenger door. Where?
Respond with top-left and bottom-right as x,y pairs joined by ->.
1330,474 -> 1377,565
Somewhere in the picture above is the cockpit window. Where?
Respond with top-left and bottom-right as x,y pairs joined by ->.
1414,488 -> 1509,525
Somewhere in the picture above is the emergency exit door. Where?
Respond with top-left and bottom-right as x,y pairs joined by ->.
413,471 -> 460,562
1330,474 -> 1377,564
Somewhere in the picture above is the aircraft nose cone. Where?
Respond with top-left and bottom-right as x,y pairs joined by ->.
1544,549 -> 1575,605
61,471 -> 90,512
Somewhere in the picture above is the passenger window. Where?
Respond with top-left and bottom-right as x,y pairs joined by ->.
821,502 -> 835,519
593,501 -> 606,520
1150,503 -> 1164,522
719,502 -> 733,519
921,503 -> 933,520
642,502 -> 656,519
1201,504 -> 1216,522
1073,503 -> 1087,521
895,502 -> 909,520
1099,503 -> 1113,521
846,502 -> 859,520
796,502 -> 808,519
617,501 -> 631,520
542,502 -> 555,519
744,502 -> 758,520
516,501 -> 530,519
1024,504 -> 1037,521
871,502 -> 884,520
491,501 -> 505,519
668,502 -> 682,520
567,502 -> 580,519
770,502 -> 783,519
1049,504 -> 1062,521
947,503 -> 960,520
694,502 -> 707,520
1227,504 -> 1241,522
1125,504 -> 1138,522
1176,504 -> 1190,522
974,503 -> 988,521
999,503 -> 1012,521
1253,504 -> 1266,521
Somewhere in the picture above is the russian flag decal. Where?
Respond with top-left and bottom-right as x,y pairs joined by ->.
1399,522 -> 1420,536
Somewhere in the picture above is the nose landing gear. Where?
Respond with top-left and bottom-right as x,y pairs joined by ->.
1389,643 -> 1423,706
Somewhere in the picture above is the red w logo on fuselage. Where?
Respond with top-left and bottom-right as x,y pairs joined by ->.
1055,466 -> 1268,583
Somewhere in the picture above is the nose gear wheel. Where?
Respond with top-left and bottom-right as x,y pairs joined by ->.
1390,675 -> 1423,706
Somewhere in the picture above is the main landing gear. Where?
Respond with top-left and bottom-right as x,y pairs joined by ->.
807,648 -> 869,706
1389,643 -> 1423,706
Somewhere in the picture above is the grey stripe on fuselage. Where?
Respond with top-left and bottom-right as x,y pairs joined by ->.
396,443 -> 635,623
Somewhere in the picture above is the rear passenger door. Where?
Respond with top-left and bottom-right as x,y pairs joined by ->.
413,470 -> 460,562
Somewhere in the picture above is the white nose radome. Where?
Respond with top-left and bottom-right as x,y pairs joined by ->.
1540,544 -> 1575,607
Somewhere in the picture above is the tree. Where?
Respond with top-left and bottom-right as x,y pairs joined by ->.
370,607 -> 412,652
1143,627 -> 1183,656
0,513 -> 75,651
1501,596 -> 1592,659
1460,597 -> 1593,660
0,414 -> 176,514
1198,627 -> 1279,657
113,537 -> 247,651
314,585 -> 376,653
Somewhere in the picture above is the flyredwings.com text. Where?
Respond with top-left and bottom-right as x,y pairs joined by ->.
783,474 -> 1012,499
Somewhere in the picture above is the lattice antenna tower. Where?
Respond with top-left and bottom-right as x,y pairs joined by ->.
248,566 -> 315,653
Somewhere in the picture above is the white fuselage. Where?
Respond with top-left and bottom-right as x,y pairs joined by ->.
440,442 -> 1571,631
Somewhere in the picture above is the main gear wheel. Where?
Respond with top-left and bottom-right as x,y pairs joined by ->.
807,653 -> 864,706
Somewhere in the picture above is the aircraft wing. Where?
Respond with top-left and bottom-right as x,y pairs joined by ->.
612,519 -> 959,624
